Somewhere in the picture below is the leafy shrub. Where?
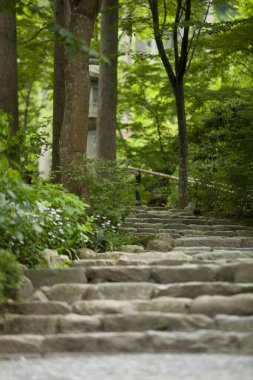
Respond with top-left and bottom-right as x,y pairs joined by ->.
89,216 -> 132,252
0,168 -> 93,267
190,99 -> 253,216
0,250 -> 22,304
0,110 -> 50,178
0,112 -> 93,267
67,158 -> 136,225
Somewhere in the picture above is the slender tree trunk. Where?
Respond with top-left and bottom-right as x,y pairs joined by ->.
0,0 -> 19,161
60,0 -> 101,194
174,80 -> 188,208
96,0 -> 118,160
52,0 -> 69,182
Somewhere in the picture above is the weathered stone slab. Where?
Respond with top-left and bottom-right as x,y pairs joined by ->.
209,219 -> 232,225
73,300 -> 136,315
189,225 -> 211,231
181,219 -> 209,225
234,264 -> 253,282
42,332 -> 147,353
137,228 -> 161,233
191,293 -> 253,316
17,276 -> 34,300
3,315 -> 58,334
77,248 -> 100,259
41,284 -> 90,303
73,297 -> 193,315
25,268 -> 87,288
147,239 -> 173,252
155,282 -> 253,299
216,262 -> 253,282
72,259 -> 116,267
41,331 -> 253,354
132,233 -> 156,245
151,265 -> 218,283
59,314 -> 101,333
86,266 -> 151,283
194,251 -> 253,260
120,245 -> 145,253
180,230 -> 205,236
236,230 -> 253,237
241,238 -> 253,248
85,283 -> 156,301
15,301 -> 71,315
214,315 -> 253,332
174,237 -> 243,248
164,224 -> 190,230
102,312 -> 212,332
172,247 -> 212,252
148,330 -> 253,354
0,335 -> 43,354
29,290 -> 48,302
212,231 -> 235,237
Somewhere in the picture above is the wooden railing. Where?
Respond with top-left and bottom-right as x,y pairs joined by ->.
127,165 -> 196,184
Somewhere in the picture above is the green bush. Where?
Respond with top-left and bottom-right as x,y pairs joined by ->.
0,250 -> 22,304
190,99 -> 253,216
0,111 -> 94,267
0,166 -> 93,267
89,216 -> 132,252
67,158 -> 136,225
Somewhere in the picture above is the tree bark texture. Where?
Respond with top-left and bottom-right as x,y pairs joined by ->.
175,80 -> 188,208
0,2 -> 19,138
96,0 -> 118,160
59,0 -> 101,194
52,0 -> 70,182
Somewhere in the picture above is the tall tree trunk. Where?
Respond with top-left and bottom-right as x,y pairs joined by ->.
96,0 -> 118,160
0,0 -> 19,161
175,80 -> 188,208
59,0 -> 101,194
52,0 -> 69,182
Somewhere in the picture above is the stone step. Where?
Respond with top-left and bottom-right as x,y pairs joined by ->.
11,301 -> 72,315
84,262 -> 253,284
0,330 -> 252,356
174,237 -> 253,248
3,312 -> 253,335
37,282 -> 253,303
72,293 -> 253,316
72,257 -> 253,268
24,268 -> 87,288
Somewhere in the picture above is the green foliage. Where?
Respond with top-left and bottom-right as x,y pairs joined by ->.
190,99 -> 253,216
118,60 -> 178,173
67,158 -> 136,225
89,216 -> 132,252
0,250 -> 22,304
0,170 -> 93,267
0,114 -> 93,267
17,0 -> 54,136
0,109 -> 50,178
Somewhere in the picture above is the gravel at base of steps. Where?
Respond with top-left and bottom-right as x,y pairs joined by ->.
0,353 -> 252,380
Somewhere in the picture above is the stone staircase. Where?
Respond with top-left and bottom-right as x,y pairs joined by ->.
0,207 -> 253,358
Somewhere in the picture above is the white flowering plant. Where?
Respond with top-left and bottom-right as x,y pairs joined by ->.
88,215 -> 131,252
0,169 -> 93,267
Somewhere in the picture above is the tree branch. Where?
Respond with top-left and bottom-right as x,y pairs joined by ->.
148,0 -> 176,89
186,0 -> 212,72
173,0 -> 182,72
178,0 -> 191,79
161,0 -> 168,37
